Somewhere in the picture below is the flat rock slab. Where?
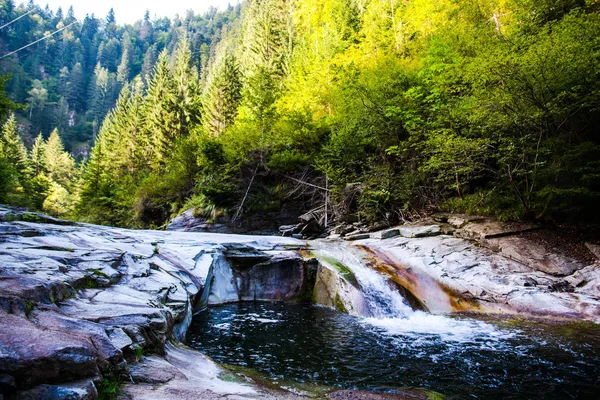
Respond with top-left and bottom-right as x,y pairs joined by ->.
399,225 -> 441,238
371,228 -> 400,240
483,237 -> 585,276
455,220 -> 539,241
345,233 -> 371,241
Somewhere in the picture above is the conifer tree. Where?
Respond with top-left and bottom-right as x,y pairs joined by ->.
30,133 -> 47,176
0,114 -> 30,178
143,51 -> 179,167
171,37 -> 203,130
44,128 -> 75,189
202,54 -> 243,136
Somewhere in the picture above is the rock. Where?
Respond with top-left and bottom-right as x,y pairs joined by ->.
166,209 -> 231,234
440,223 -> 455,235
313,259 -> 369,316
328,389 -> 435,400
482,237 -> 585,276
360,234 -> 600,322
129,355 -> 186,384
399,225 -> 441,238
454,220 -> 539,241
203,250 -> 317,304
431,213 -> 451,223
344,233 -> 371,241
279,224 -> 300,237
0,209 -> 305,396
585,242 -> 600,260
446,214 -> 485,228
121,343 -> 302,399
0,311 -> 101,390
15,379 -> 98,400
372,228 -> 400,240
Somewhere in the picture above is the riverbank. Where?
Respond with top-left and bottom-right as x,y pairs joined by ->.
1,206 -> 598,399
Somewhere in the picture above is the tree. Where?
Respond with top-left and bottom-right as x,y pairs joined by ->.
202,54 -> 243,137
44,128 -> 76,188
143,51 -> 179,166
26,80 -> 48,119
0,74 -> 19,121
0,114 -> 29,177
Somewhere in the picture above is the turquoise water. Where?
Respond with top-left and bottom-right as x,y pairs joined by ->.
187,302 -> 600,399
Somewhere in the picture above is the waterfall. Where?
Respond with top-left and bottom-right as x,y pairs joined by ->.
311,240 -> 515,343
311,241 -> 414,318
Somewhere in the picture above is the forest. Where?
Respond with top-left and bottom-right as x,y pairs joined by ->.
1,0 -> 599,229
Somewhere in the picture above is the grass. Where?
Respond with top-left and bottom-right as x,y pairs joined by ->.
97,376 -> 121,400
24,301 -> 34,317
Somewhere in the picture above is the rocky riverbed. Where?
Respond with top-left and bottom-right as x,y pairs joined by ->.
1,206 -> 599,399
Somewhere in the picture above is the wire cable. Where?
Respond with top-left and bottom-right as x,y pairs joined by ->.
0,7 -> 38,31
0,21 -> 77,60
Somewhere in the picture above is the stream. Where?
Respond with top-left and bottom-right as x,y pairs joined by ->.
187,242 -> 600,399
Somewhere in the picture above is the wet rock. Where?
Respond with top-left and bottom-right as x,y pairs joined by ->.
313,261 -> 369,316
399,225 -> 441,238
360,234 -> 600,323
14,379 -> 97,400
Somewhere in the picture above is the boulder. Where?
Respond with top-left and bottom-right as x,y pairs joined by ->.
344,233 -> 371,241
399,225 -> 441,238
15,379 -> 97,400
279,224 -> 300,237
372,228 -> 400,240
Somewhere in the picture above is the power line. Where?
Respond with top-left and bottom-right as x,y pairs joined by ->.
0,21 -> 77,60
0,7 -> 38,31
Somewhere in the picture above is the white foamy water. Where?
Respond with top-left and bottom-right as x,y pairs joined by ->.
312,241 -> 413,318
312,240 -> 517,343
364,312 -> 516,343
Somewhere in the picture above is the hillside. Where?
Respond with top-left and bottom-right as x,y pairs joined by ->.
1,0 -> 599,230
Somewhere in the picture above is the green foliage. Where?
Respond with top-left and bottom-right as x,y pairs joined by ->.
97,376 -> 121,400
9,0 -> 598,228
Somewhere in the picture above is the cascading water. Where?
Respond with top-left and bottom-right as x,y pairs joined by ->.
311,240 -> 414,318
311,240 -> 513,343
187,240 -> 600,398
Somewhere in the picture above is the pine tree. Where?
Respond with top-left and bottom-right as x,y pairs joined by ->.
172,37 -> 203,131
44,128 -> 75,189
30,133 -> 47,175
202,54 -> 243,136
143,51 -> 179,167
0,114 -> 30,178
